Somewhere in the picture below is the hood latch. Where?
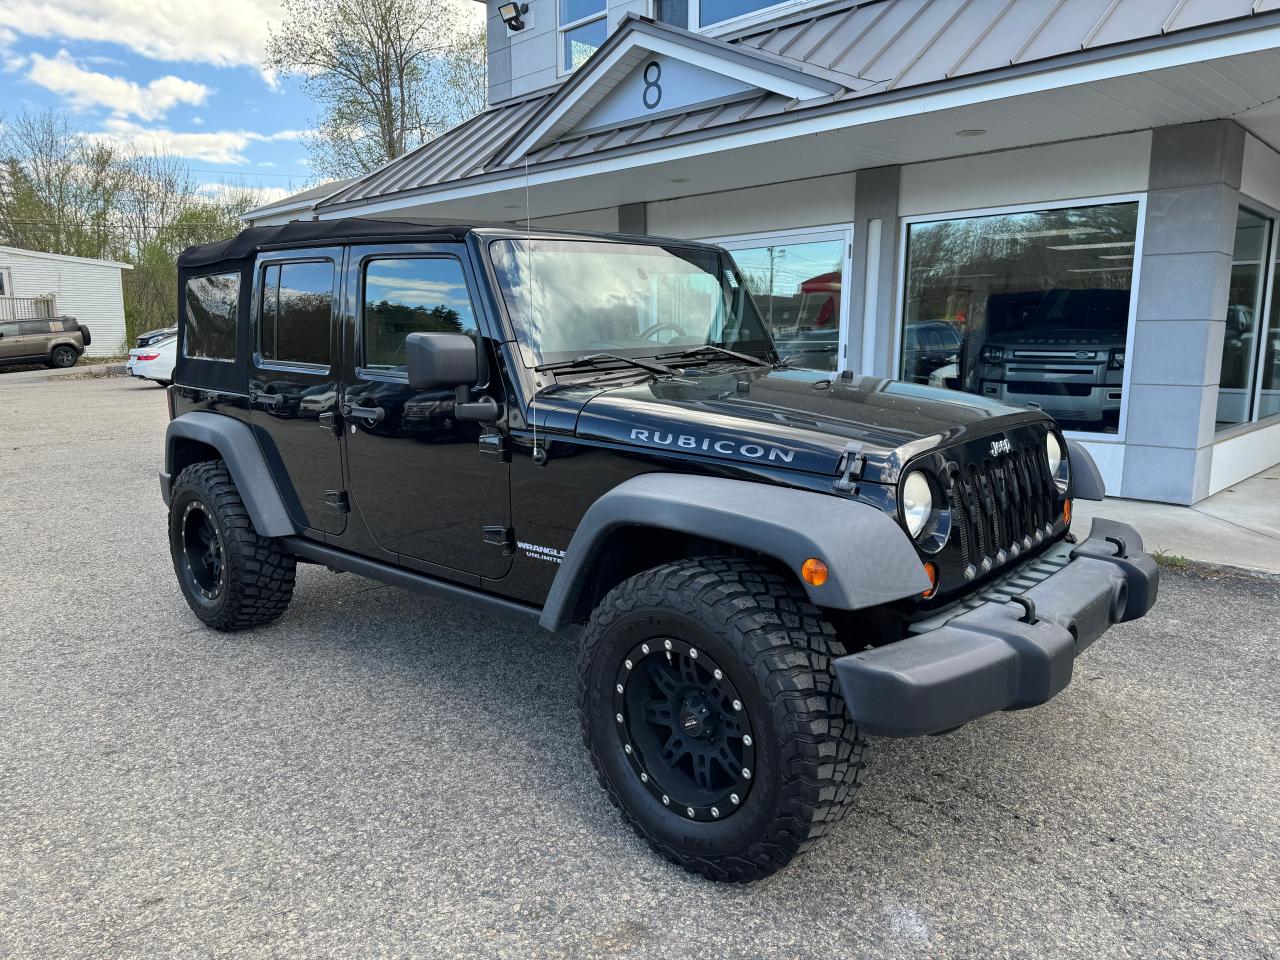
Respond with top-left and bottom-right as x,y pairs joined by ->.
832,441 -> 865,493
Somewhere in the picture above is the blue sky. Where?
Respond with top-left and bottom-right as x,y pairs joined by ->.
0,1 -> 482,206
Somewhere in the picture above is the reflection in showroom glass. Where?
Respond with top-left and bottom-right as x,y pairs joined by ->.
901,202 -> 1139,435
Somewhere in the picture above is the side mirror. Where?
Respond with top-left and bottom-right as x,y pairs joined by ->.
406,332 -> 478,391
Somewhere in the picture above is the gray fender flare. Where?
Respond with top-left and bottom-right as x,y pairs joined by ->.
1066,439 -> 1106,501
164,412 -> 297,537
539,473 -> 931,632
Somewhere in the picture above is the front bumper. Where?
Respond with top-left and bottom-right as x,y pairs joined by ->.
834,518 -> 1158,737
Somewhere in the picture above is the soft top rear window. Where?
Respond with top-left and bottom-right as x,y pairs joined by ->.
184,272 -> 239,362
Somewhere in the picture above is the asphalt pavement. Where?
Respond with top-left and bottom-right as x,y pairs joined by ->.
1,375 -> 1277,959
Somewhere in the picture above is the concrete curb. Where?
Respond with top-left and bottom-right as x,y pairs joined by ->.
1165,557 -> 1280,582
53,363 -> 127,380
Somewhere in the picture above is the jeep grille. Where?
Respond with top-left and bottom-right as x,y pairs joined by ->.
945,440 -> 1058,580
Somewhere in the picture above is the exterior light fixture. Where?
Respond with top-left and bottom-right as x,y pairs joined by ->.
499,2 -> 528,30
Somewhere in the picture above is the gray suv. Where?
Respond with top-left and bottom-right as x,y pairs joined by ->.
0,317 -> 91,370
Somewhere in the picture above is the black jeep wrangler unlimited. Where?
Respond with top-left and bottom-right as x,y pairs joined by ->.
162,219 -> 1158,881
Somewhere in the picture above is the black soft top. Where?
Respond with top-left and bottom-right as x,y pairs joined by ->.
178,218 -> 479,269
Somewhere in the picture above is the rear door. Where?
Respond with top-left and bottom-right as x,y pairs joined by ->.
0,321 -> 25,360
340,242 -> 511,579
247,247 -> 346,536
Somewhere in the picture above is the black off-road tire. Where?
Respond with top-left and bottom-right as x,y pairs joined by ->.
168,461 -> 296,631
49,345 -> 78,368
578,556 -> 869,882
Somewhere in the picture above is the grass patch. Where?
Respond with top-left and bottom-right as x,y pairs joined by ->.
1152,549 -> 1189,569
79,355 -> 127,366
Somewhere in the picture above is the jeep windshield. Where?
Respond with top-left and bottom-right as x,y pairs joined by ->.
488,238 -> 776,367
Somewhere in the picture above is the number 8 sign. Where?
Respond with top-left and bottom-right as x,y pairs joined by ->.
642,61 -> 662,110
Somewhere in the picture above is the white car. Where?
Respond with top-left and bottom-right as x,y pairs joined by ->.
126,335 -> 176,385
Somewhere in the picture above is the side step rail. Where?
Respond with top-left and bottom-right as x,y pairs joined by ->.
283,537 -> 542,626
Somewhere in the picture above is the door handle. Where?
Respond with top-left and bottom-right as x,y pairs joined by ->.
251,390 -> 282,408
341,402 -> 385,423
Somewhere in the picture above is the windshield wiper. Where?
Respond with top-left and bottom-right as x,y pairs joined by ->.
534,353 -> 675,377
654,344 -> 772,367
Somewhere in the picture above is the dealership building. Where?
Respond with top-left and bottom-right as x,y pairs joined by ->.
247,0 -> 1280,505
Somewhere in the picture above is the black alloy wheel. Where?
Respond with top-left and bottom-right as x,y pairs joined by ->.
180,500 -> 225,601
50,345 -> 78,368
616,637 -> 755,822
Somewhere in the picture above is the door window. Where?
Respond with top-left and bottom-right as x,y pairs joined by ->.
19,321 -> 49,336
260,260 -> 335,367
362,257 -> 478,374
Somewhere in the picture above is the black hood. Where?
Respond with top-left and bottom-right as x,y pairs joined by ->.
549,366 -> 1049,483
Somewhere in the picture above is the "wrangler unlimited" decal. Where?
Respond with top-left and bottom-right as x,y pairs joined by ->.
630,429 -> 795,463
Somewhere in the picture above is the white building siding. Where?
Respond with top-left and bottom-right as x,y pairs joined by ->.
0,250 -> 129,357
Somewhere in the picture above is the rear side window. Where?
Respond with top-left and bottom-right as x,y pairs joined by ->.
362,257 -> 477,373
19,321 -> 49,336
184,272 -> 240,361
260,260 -> 335,367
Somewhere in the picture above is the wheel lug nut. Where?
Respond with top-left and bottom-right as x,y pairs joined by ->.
664,639 -> 672,650
616,713 -> 623,723
662,795 -> 670,805
624,744 -> 632,754
730,793 -> 740,805
640,773 -> 648,783
689,648 -> 698,659
616,683 -> 623,694
686,807 -> 695,817
625,659 -> 633,670
742,767 -> 751,779
743,735 -> 753,746
641,643 -> 650,654
713,669 -> 723,680
732,699 -> 742,711
711,807 -> 719,818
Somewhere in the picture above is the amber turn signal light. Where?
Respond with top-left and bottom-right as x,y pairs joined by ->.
922,561 -> 939,598
1063,498 -> 1072,525
801,558 -> 829,586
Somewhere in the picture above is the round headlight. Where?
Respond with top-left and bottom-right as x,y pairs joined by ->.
1046,432 -> 1062,475
901,471 -> 933,538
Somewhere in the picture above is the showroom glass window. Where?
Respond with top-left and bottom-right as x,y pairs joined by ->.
259,261 -> 334,367
900,201 -> 1139,435
183,272 -> 239,361
362,257 -> 478,374
560,0 -> 606,72
1217,207 -> 1274,430
723,237 -> 845,371
1259,230 -> 1280,421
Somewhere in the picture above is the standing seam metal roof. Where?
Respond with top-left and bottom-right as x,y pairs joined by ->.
322,0 -> 1275,209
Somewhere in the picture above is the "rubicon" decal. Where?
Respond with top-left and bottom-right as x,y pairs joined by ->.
629,428 -> 795,463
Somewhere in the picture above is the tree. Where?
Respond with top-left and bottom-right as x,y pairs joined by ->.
266,0 -> 488,180
0,108 -> 269,345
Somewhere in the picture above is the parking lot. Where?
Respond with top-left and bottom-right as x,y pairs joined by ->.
1,373 -> 1277,959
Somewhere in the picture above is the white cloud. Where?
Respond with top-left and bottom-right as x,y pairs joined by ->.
93,117 -> 310,164
0,1 -> 284,70
27,50 -> 210,121
0,0 -> 481,74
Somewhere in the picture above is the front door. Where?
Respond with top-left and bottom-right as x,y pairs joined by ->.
340,243 -> 511,579
248,248 -> 346,536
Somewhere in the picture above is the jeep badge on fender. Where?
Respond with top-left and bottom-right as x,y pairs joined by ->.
160,219 -> 1159,883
